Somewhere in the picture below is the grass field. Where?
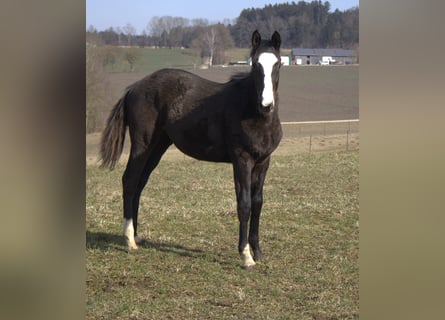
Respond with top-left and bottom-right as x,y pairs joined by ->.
88,45 -> 359,318
106,47 -> 253,74
106,48 -> 194,73
86,150 -> 359,319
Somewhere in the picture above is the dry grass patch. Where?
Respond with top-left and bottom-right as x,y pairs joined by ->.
86,150 -> 358,319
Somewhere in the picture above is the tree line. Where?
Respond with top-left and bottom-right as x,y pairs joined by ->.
87,1 -> 358,50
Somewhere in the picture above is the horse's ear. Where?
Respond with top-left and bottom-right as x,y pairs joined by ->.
271,31 -> 281,50
252,30 -> 261,49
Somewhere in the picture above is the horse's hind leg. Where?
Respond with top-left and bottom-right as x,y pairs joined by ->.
122,144 -> 151,250
122,132 -> 171,250
129,133 -> 172,243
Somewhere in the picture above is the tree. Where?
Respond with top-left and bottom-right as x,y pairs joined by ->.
230,1 -> 358,49
205,27 -> 217,67
115,27 -> 123,46
192,24 -> 234,66
123,23 -> 136,46
100,27 -> 119,46
123,47 -> 141,72
86,25 -> 102,46
101,47 -> 119,69
169,26 -> 184,48
88,2 -> 359,50
147,16 -> 190,47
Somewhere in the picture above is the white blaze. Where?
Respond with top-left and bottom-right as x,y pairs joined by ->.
258,53 -> 278,107
241,244 -> 256,268
123,218 -> 138,250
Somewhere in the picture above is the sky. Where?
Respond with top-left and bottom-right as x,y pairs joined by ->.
86,0 -> 359,34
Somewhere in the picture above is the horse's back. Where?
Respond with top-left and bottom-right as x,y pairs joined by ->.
126,69 -> 231,162
153,70 -> 230,161
130,68 -> 221,114
124,68 -> 280,163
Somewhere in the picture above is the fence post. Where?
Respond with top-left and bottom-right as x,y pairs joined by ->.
309,135 -> 312,153
346,130 -> 349,151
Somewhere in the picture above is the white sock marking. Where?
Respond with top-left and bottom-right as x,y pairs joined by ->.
258,53 -> 279,107
123,218 -> 138,250
241,244 -> 256,268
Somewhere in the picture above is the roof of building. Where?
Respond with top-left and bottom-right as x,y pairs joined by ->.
292,48 -> 356,57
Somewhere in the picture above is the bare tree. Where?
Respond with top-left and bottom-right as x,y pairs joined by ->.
147,16 -> 163,39
205,28 -> 217,67
115,27 -> 123,46
191,18 -> 209,27
192,24 -> 234,67
147,16 -> 190,47
123,23 -> 136,46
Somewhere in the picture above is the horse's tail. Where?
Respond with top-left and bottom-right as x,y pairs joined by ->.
99,91 -> 128,170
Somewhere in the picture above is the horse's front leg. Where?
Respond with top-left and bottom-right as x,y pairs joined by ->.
249,156 -> 271,261
232,155 -> 256,268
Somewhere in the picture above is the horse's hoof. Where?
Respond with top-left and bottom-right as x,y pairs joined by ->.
127,245 -> 138,251
125,238 -> 139,251
134,236 -> 143,245
242,262 -> 257,270
240,244 -> 256,268
253,251 -> 264,261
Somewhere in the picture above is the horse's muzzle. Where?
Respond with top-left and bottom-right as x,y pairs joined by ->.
261,103 -> 274,112
261,96 -> 275,109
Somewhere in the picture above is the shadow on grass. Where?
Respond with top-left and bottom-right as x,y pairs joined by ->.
86,231 -> 205,258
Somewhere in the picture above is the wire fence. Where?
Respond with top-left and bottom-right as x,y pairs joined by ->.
86,119 -> 359,164
280,119 -> 359,153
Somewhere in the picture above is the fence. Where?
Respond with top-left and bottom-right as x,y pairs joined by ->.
86,119 -> 359,164
280,119 -> 359,153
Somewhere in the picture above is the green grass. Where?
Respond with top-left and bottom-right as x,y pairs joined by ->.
86,150 -> 359,319
107,48 -> 200,74
106,47 -> 254,74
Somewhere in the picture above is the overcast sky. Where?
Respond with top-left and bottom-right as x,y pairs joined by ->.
86,0 -> 359,33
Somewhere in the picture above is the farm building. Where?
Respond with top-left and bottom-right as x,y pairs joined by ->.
291,48 -> 357,65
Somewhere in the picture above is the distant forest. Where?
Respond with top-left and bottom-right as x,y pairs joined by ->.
87,1 -> 358,50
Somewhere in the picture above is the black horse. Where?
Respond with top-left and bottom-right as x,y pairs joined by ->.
100,30 -> 282,268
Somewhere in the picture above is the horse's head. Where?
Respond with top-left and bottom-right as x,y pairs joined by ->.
250,30 -> 281,112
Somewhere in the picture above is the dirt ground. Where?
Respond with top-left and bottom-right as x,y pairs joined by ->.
96,66 -> 358,129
